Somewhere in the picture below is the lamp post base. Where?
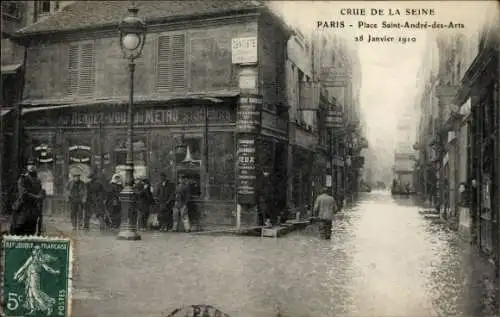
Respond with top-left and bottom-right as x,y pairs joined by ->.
117,184 -> 141,241
117,228 -> 141,241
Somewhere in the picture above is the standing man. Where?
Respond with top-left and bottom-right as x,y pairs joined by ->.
313,187 -> 337,240
66,173 -> 87,231
84,172 -> 105,231
10,160 -> 45,236
154,172 -> 175,231
172,174 -> 191,232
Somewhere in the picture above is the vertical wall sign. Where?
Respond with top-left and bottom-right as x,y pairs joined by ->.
237,94 -> 262,134
237,137 -> 258,204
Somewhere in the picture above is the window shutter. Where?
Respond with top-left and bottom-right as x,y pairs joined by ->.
171,33 -> 186,90
79,42 -> 96,96
156,35 -> 172,91
156,33 -> 186,91
67,45 -> 79,96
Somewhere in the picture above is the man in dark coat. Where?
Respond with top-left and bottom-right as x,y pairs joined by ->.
154,172 -> 175,231
10,160 -> 45,236
65,173 -> 87,230
84,172 -> 106,231
136,178 -> 154,231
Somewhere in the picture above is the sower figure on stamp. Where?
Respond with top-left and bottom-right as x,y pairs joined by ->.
65,173 -> 87,231
84,171 -> 106,231
10,159 -> 45,236
313,187 -> 337,240
154,172 -> 175,231
172,174 -> 191,232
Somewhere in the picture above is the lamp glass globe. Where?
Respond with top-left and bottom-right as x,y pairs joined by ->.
122,33 -> 141,51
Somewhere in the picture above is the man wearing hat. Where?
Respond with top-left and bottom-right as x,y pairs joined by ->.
65,172 -> 87,230
84,171 -> 106,231
154,172 -> 175,231
10,159 -> 45,235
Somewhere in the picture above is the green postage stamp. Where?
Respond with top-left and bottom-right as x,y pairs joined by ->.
2,235 -> 73,317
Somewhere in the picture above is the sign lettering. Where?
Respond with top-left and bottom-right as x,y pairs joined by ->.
62,108 -> 234,127
232,37 -> 258,64
237,98 -> 261,134
237,137 -> 257,204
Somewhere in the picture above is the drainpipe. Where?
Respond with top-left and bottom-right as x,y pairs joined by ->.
11,42 -> 28,206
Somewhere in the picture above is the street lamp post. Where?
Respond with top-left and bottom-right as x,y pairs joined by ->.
117,4 -> 147,240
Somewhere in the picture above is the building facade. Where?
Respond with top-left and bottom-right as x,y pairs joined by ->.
285,28 -> 330,216
313,33 -> 366,204
415,15 -> 499,307
393,110 -> 417,192
11,1 -> 298,228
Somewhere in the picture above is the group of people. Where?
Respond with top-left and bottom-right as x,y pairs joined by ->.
8,159 -> 193,235
66,171 -> 193,232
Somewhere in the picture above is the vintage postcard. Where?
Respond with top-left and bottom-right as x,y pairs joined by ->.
2,236 -> 73,317
0,1 -> 499,317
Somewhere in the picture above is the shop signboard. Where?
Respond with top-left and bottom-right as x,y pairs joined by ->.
26,106 -> 236,128
325,109 -> 343,129
237,137 -> 257,204
237,95 -> 262,134
231,36 -> 258,64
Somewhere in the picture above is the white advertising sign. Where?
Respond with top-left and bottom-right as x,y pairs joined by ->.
232,37 -> 258,64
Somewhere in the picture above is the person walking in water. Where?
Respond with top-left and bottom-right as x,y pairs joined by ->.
313,187 -> 337,240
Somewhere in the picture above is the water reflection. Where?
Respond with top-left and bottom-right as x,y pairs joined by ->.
73,190 -> 497,317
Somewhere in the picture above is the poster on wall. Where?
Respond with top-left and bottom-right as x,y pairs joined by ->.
237,137 -> 257,204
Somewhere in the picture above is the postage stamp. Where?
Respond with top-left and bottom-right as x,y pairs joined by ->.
2,235 -> 73,317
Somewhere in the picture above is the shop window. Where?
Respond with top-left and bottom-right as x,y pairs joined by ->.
34,0 -> 51,21
67,42 -> 96,97
113,136 -> 148,180
176,137 -> 202,198
34,142 -> 55,196
156,32 -> 187,91
207,132 -> 235,200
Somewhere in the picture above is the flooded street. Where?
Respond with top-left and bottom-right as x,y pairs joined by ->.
71,190 -> 497,317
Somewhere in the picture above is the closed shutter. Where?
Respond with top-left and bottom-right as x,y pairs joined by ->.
171,34 -> 186,90
67,44 -> 79,95
156,35 -> 172,90
66,42 -> 96,97
156,33 -> 186,91
79,42 -> 96,96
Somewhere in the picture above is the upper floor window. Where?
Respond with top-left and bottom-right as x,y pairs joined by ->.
66,42 -> 96,97
2,1 -> 22,20
34,1 -> 51,21
155,32 -> 187,92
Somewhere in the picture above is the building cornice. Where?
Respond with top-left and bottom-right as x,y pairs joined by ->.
11,9 -> 262,45
456,44 -> 498,104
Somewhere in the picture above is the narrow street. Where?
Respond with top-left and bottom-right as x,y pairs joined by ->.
67,190 -> 497,317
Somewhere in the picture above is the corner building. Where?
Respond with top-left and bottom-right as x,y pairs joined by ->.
12,1 -> 293,228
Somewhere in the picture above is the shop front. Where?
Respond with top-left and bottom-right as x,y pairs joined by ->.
21,98 -> 239,227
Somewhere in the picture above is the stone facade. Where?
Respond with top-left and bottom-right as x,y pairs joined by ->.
11,2 -> 295,228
